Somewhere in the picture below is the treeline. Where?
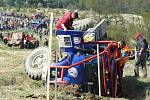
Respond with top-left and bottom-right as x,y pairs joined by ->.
0,0 -> 150,14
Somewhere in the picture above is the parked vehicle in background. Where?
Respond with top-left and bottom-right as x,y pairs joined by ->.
3,32 -> 39,49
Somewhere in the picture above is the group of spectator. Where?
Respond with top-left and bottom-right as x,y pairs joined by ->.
0,12 -> 50,36
0,12 -> 30,31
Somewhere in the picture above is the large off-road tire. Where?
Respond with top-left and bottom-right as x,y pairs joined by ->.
24,47 -> 49,80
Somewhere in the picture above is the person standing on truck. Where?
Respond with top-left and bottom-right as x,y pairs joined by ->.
134,32 -> 148,77
56,11 -> 79,31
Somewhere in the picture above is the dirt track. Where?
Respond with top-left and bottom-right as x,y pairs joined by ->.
0,48 -> 150,100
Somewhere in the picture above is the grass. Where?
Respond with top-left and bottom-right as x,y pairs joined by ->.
0,48 -> 46,100
123,60 -> 150,100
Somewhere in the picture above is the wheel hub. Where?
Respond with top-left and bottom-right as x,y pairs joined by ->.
32,54 -> 47,69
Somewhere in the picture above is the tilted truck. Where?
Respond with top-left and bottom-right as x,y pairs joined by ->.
24,19 -> 124,97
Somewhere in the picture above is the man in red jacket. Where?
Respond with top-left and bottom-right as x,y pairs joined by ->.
56,11 -> 79,31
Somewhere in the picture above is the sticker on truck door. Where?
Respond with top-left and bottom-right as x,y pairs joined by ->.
57,35 -> 72,47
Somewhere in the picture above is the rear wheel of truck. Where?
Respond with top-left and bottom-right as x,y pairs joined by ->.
24,47 -> 49,80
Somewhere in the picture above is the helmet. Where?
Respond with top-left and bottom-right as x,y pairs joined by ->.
135,32 -> 142,40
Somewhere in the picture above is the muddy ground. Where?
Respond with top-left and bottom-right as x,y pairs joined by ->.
0,48 -> 150,100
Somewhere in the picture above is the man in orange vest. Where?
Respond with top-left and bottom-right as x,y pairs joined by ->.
117,40 -> 129,77
116,40 -> 129,97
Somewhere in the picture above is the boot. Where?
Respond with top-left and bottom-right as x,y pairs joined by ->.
134,69 -> 139,77
142,66 -> 147,78
139,67 -> 143,77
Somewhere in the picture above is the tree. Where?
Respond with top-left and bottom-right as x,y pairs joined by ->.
5,0 -> 16,7
0,0 -> 5,7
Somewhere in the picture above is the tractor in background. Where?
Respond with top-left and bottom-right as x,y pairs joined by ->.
3,32 -> 39,49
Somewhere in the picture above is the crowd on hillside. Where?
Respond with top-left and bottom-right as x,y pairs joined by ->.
0,11 -> 54,48
0,12 -> 50,36
0,12 -> 30,31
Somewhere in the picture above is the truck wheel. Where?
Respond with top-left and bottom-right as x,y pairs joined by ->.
24,47 -> 49,80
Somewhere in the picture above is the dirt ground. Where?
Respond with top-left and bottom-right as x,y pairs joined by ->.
0,48 -> 150,100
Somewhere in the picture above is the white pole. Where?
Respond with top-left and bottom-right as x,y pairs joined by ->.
97,44 -> 101,96
47,12 -> 53,100
54,53 -> 58,100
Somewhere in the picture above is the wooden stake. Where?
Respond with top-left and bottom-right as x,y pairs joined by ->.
97,44 -> 101,97
47,12 -> 53,100
134,47 -> 137,62
12,34 -> 15,68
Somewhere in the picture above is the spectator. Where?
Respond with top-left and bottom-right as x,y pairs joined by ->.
44,38 -> 48,46
0,33 -> 3,40
134,32 -> 148,77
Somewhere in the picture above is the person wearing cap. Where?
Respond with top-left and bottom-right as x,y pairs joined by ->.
56,11 -> 79,31
134,32 -> 148,77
